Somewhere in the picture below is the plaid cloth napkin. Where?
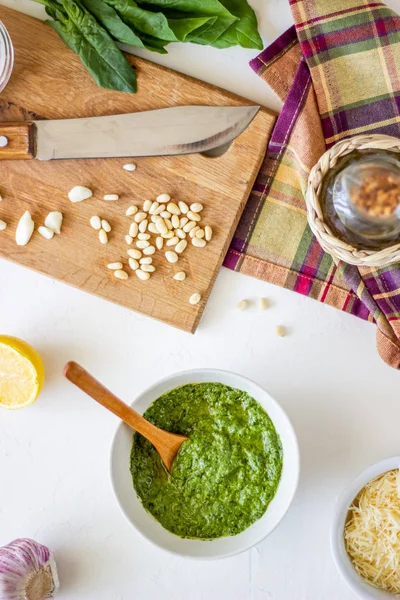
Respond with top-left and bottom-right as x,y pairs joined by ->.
225,0 -> 400,368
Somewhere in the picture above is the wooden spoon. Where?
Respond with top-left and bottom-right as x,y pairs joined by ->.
63,361 -> 188,472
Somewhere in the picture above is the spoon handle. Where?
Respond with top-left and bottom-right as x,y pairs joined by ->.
63,361 -> 162,440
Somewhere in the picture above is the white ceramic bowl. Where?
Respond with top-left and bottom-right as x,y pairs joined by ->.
111,369 -> 300,559
332,456 -> 400,598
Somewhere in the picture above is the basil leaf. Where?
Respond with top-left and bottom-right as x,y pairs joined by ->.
212,0 -> 263,49
102,0 -> 178,41
81,0 -> 147,47
138,0 -> 237,44
51,0 -> 137,92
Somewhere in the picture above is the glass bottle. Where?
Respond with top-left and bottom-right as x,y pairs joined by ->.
321,150 -> 400,250
0,21 -> 13,93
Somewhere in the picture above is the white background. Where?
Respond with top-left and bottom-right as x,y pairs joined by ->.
0,1 -> 399,598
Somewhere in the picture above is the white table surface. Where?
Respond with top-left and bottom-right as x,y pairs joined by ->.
0,1 -> 399,598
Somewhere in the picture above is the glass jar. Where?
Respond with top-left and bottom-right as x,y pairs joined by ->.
322,150 -> 400,250
0,21 -> 13,93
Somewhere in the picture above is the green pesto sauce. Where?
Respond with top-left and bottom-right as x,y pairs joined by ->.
130,383 -> 283,539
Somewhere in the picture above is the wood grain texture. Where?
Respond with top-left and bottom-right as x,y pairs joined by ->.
0,121 -> 35,159
64,362 -> 187,472
0,6 -> 276,332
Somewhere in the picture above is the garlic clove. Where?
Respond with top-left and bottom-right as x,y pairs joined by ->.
44,211 -> 63,235
68,186 -> 92,203
0,538 -> 59,600
16,211 -> 34,246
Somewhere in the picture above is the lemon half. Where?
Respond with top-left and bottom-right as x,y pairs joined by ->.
0,336 -> 44,409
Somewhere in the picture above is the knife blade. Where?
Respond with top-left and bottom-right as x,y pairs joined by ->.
0,105 -> 260,161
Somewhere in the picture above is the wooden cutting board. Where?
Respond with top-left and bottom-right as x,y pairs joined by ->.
0,6 -> 275,332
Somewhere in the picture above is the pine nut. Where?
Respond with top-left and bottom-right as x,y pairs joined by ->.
165,250 -> 178,263
141,264 -> 155,272
125,235 -> 133,245
160,211 -> 171,219
38,225 -> 54,239
156,237 -> 164,250
0,219 -> 7,231
143,200 -> 152,212
107,262 -> 123,270
189,293 -> 201,305
101,219 -> 111,233
180,217 -> 189,228
135,212 -> 147,223
179,201 -> 189,214
153,204 -> 165,215
139,219 -> 148,233
136,269 -> 150,280
129,257 -> 139,270
157,194 -> 170,204
127,249 -> 142,259
123,163 -> 136,171
149,201 -> 159,214
155,217 -> 168,235
166,236 -> 179,247
126,205 -> 138,216
190,203 -> 203,213
104,194 -> 119,201
187,211 -> 201,222
148,223 -> 158,234
143,245 -> 155,255
90,215 -> 101,230
183,221 -> 196,233
139,257 -> 153,264
173,271 -> 186,281
151,215 -> 158,224
237,300 -> 248,311
129,222 -> 138,237
176,229 -> 186,239
260,298 -> 268,310
165,218 -> 173,230
138,233 -> 150,240
195,229 -> 205,239
136,240 -> 150,249
99,229 -> 108,244
171,214 -> 180,229
167,202 -> 180,215
162,231 -> 175,239
276,325 -> 285,337
175,239 -> 187,254
114,270 -> 129,280
205,225 -> 213,241
192,237 -> 206,248
190,227 -> 200,238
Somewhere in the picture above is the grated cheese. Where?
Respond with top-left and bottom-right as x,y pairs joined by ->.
345,469 -> 400,594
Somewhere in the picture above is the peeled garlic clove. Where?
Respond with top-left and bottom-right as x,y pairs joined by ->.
0,538 -> 59,600
44,211 -> 63,234
68,186 -> 92,203
16,211 -> 34,246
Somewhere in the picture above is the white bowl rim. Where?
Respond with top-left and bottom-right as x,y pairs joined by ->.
110,368 -> 300,560
331,455 -> 400,599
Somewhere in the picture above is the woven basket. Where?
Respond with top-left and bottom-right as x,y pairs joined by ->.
305,134 -> 400,267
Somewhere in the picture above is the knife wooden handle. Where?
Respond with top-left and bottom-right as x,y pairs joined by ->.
0,122 -> 35,160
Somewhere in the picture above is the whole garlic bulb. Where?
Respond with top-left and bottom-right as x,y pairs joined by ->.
0,539 -> 59,600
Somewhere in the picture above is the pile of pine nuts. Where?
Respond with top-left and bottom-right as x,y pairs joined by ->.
91,194 -> 213,306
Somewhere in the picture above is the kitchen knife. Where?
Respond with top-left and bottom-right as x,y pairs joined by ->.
0,105 -> 259,161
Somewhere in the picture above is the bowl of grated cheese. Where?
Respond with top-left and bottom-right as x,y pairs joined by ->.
332,456 -> 400,598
